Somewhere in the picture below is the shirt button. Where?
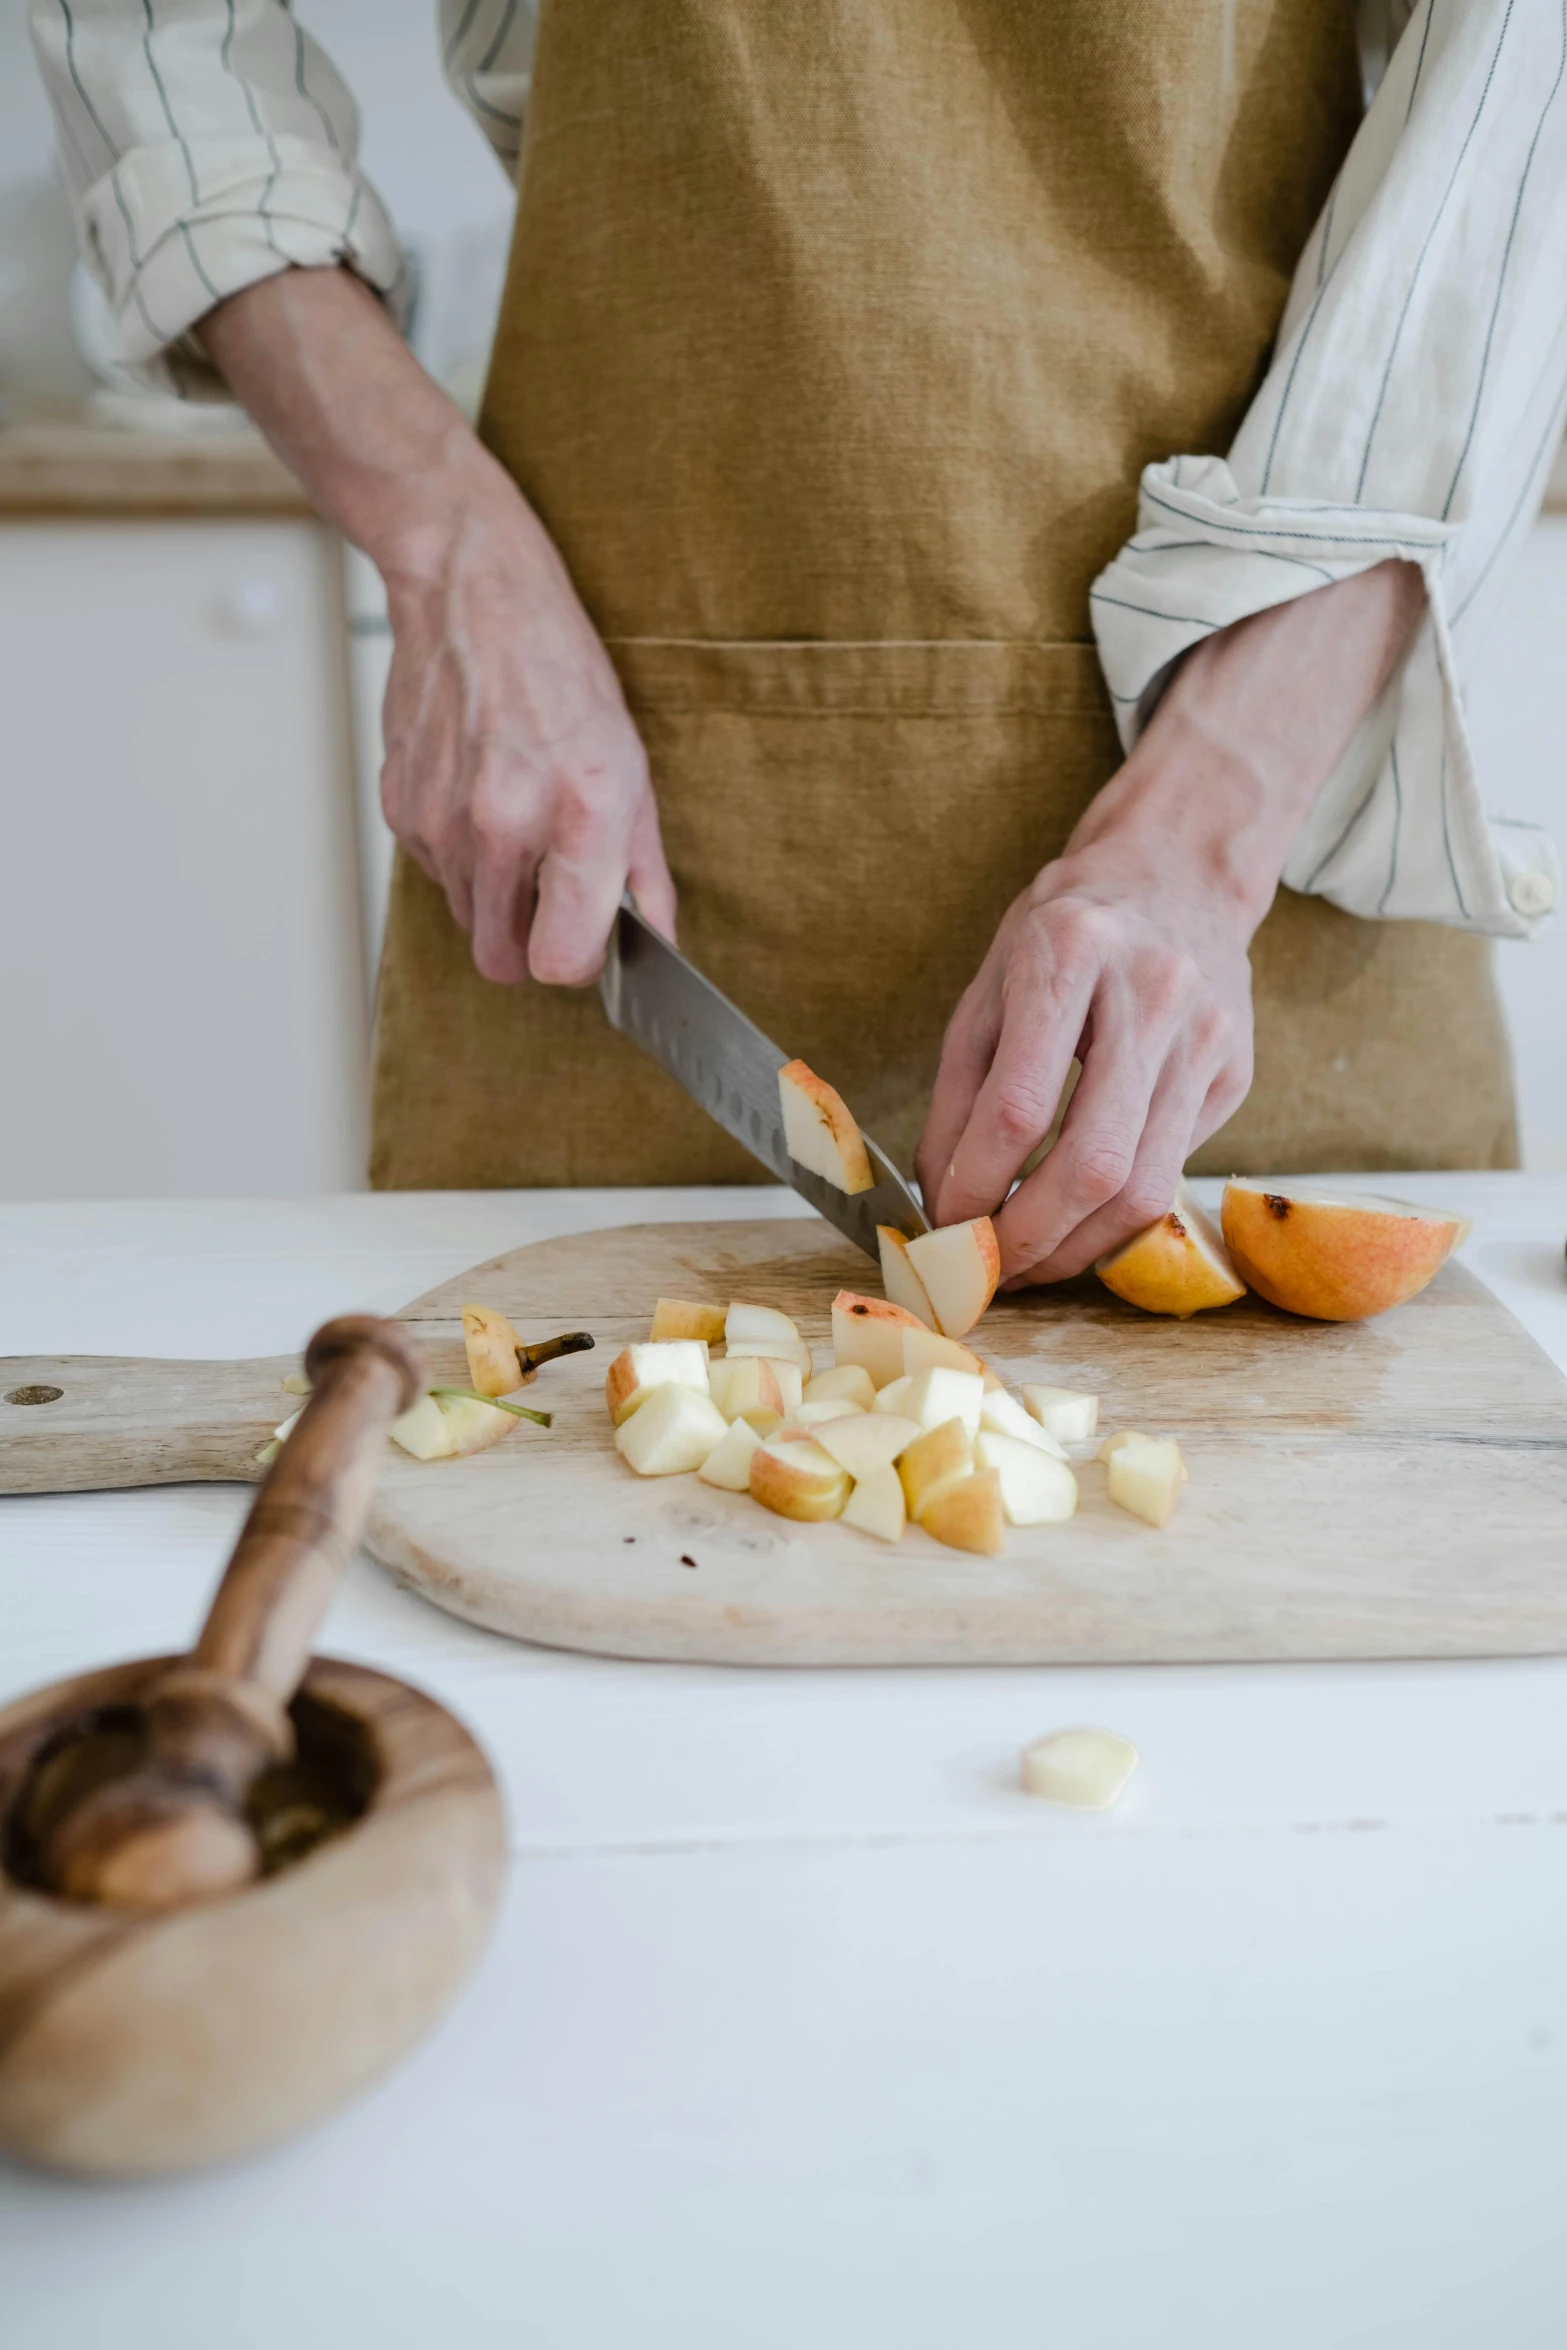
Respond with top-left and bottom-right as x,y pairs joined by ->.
1508,869 -> 1557,917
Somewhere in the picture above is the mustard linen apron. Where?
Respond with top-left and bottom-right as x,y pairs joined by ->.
369,0 -> 1518,1188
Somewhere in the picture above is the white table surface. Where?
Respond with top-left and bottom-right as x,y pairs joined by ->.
4,1177 -> 1567,2350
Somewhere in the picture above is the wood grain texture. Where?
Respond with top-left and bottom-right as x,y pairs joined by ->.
6,1218 -> 1567,1665
0,1654 -> 506,2177
0,419 -> 314,516
0,1354 -> 293,1493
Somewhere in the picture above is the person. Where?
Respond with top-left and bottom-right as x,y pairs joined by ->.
33,1 -> 1562,1286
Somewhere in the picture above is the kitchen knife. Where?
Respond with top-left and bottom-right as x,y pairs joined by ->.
600,901 -> 928,1260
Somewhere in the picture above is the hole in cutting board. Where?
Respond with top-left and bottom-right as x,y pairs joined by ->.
5,1385 -> 63,1406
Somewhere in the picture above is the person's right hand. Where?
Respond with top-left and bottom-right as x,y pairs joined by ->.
380,490 -> 676,985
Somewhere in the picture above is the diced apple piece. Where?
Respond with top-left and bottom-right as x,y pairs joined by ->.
1221,1180 -> 1468,1322
803,1363 -> 877,1412
391,1392 -> 516,1462
902,1366 -> 985,1438
905,1217 -> 1001,1339
1095,1183 -> 1246,1319
1106,1435 -> 1186,1528
842,1464 -> 907,1544
711,1355 -> 804,1415
651,1298 -> 727,1345
898,1417 -> 975,1520
831,1291 -> 927,1388
919,1468 -> 1006,1556
980,1388 -> 1067,1459
1023,1385 -> 1099,1444
605,1340 -> 710,1427
877,1225 -> 936,1328
813,1411 -> 921,1479
874,1374 -> 914,1415
973,1429 -> 1078,1525
696,1415 -> 763,1491
708,1355 -> 785,1424
901,1326 -> 985,1381
725,1301 -> 801,1349
1100,1428 -> 1189,1481
792,1396 -> 867,1427
462,1302 -> 525,1397
1021,1729 -> 1139,1809
616,1382 -> 729,1476
725,1335 -> 814,1377
778,1058 -> 875,1195
750,1435 -> 851,1522
390,1395 -> 448,1459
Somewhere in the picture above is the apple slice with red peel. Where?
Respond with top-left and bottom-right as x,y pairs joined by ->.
651,1298 -> 727,1345
1221,1181 -> 1469,1322
1095,1184 -> 1245,1318
605,1340 -> 710,1426
708,1356 -> 787,1425
919,1468 -> 1006,1556
897,1417 -> 975,1519
905,1218 -> 1001,1339
778,1059 -> 875,1195
842,1464 -> 907,1544
616,1382 -> 729,1476
750,1434 -> 852,1522
877,1226 -> 936,1327
832,1291 -> 927,1388
813,1411 -> 921,1480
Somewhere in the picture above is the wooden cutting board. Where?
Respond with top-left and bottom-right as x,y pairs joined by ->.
5,1218 -> 1567,1666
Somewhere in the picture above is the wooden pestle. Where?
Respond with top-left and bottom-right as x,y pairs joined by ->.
36,1314 -> 424,1912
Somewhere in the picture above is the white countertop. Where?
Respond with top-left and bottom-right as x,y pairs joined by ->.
4,1178 -> 1567,2349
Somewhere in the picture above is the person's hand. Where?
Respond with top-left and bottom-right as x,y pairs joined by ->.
196,266 -> 673,985
915,556 -> 1428,1281
379,493 -> 674,985
916,842 -> 1254,1283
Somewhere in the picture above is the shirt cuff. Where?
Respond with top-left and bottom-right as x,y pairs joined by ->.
75,133 -> 407,399
1091,456 -> 1559,942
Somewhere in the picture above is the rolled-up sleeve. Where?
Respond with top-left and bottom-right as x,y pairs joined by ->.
29,0 -> 406,397
1091,0 -> 1565,941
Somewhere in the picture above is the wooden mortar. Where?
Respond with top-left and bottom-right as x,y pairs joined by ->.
0,1316 -> 507,2177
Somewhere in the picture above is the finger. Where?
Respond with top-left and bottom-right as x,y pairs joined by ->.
528,801 -> 634,986
470,834 -> 536,985
914,980 -> 1004,1214
1003,1048 -> 1214,1284
989,975 -> 1174,1278
937,945 -> 1098,1227
626,791 -> 678,944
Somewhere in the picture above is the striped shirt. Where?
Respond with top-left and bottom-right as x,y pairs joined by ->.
28,0 -> 1563,940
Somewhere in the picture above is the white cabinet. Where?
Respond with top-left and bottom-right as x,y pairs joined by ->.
0,518 -> 370,1198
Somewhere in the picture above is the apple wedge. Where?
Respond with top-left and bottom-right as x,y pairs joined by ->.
725,1301 -> 802,1350
462,1303 -> 526,1397
973,1430 -> 1078,1525
813,1411 -> 921,1479
778,1058 -> 875,1194
832,1291 -> 928,1388
1221,1181 -> 1469,1322
897,1417 -> 975,1520
803,1363 -> 877,1412
391,1392 -> 517,1462
901,1366 -> 984,1437
615,1382 -> 729,1476
980,1388 -> 1067,1459
905,1217 -> 1000,1339
874,1374 -> 914,1416
1106,1434 -> 1186,1528
1021,1729 -> 1139,1809
605,1339 -> 710,1427
651,1298 -> 727,1345
696,1415 -> 763,1492
750,1434 -> 852,1522
1095,1183 -> 1246,1318
901,1326 -> 985,1381
841,1463 -> 907,1544
919,1468 -> 1006,1556
1023,1385 -> 1099,1444
877,1225 -> 936,1328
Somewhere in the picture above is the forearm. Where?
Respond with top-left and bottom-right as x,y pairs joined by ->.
1070,558 -> 1426,930
197,267 -> 517,583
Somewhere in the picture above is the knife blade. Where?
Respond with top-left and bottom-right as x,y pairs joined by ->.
600,902 -> 928,1260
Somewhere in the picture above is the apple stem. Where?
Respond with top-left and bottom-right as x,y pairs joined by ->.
430,1385 -> 553,1428
515,1330 -> 595,1375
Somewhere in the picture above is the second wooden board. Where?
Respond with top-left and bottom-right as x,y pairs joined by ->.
364,1217 -> 1567,1666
